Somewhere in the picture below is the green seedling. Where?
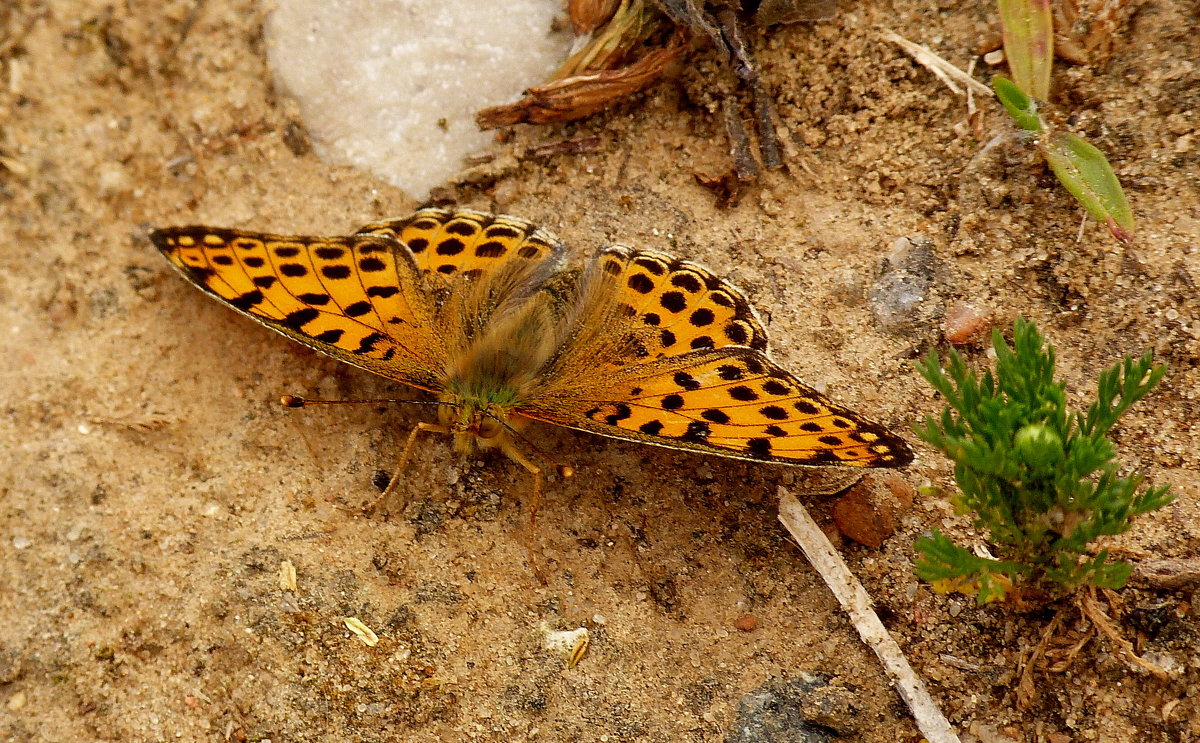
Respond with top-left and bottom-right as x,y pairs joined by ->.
992,0 -> 1136,244
914,318 -> 1172,604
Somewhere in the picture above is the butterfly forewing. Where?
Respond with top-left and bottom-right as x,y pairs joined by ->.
150,226 -> 445,391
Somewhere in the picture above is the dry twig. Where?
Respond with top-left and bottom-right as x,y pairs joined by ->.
1130,558 -> 1200,590
477,39 -> 684,128
1016,610 -> 1063,710
881,29 -> 991,97
1079,588 -> 1170,681
777,490 -> 961,743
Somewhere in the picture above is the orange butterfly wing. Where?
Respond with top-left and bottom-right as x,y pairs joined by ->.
150,227 -> 446,391
518,247 -> 913,468
588,245 -> 768,360
356,208 -> 564,283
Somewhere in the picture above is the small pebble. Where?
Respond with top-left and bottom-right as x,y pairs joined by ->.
734,614 -> 759,632
96,162 -> 131,199
831,473 -> 915,548
7,690 -> 26,711
944,301 -> 994,345
868,237 -> 941,334
726,674 -> 846,742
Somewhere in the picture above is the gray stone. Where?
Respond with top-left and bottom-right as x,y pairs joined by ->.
725,675 -> 838,743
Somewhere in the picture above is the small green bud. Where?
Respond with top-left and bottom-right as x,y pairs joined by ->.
1014,423 -> 1064,468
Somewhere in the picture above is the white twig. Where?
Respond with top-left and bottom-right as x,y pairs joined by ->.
965,57 -> 978,116
881,29 -> 992,97
777,489 -> 961,743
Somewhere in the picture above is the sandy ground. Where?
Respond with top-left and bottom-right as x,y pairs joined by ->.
1,1 -> 1198,742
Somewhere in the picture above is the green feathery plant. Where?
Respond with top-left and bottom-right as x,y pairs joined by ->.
914,318 -> 1172,604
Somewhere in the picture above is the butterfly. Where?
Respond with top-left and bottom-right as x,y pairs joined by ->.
150,208 -> 912,512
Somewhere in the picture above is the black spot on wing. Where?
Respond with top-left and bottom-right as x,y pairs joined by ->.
356,333 -> 385,353
660,291 -> 687,313
729,386 -> 758,401
229,290 -> 263,311
794,400 -> 820,415
717,365 -> 744,381
671,273 -> 702,293
475,241 -> 506,258
639,420 -> 664,435
283,308 -> 319,330
436,238 -> 465,256
445,221 -> 478,236
604,404 -> 633,425
762,380 -> 790,396
760,405 -> 788,420
344,301 -> 372,317
628,274 -> 655,293
673,372 -> 700,390
747,438 -> 772,458
298,292 -> 331,306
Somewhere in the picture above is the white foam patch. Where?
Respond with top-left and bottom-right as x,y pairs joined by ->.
264,0 -> 570,198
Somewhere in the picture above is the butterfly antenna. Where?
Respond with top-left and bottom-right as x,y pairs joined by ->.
280,394 -> 447,409
484,410 -> 575,479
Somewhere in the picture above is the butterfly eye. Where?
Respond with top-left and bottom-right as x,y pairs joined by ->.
477,418 -> 503,439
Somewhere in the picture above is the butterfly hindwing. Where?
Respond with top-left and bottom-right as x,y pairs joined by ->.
150,227 -> 445,391
521,346 -> 912,467
356,208 -> 565,285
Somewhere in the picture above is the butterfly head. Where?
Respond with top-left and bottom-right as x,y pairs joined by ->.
437,389 -> 527,456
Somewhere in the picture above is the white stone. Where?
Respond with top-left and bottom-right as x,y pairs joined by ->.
263,0 -> 570,198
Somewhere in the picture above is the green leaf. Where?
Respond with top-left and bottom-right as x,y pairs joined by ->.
993,76 -> 1043,132
997,0 -> 1053,99
1080,551 -> 1133,589
1040,131 -> 1137,244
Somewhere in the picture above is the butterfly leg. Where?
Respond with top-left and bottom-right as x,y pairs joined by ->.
497,439 -> 554,584
498,439 -> 545,524
366,421 -> 451,516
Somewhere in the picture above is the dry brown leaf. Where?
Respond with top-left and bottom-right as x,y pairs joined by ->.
560,0 -> 666,77
477,41 -> 685,128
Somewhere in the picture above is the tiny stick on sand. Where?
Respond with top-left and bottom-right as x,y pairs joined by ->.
777,489 -> 961,743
